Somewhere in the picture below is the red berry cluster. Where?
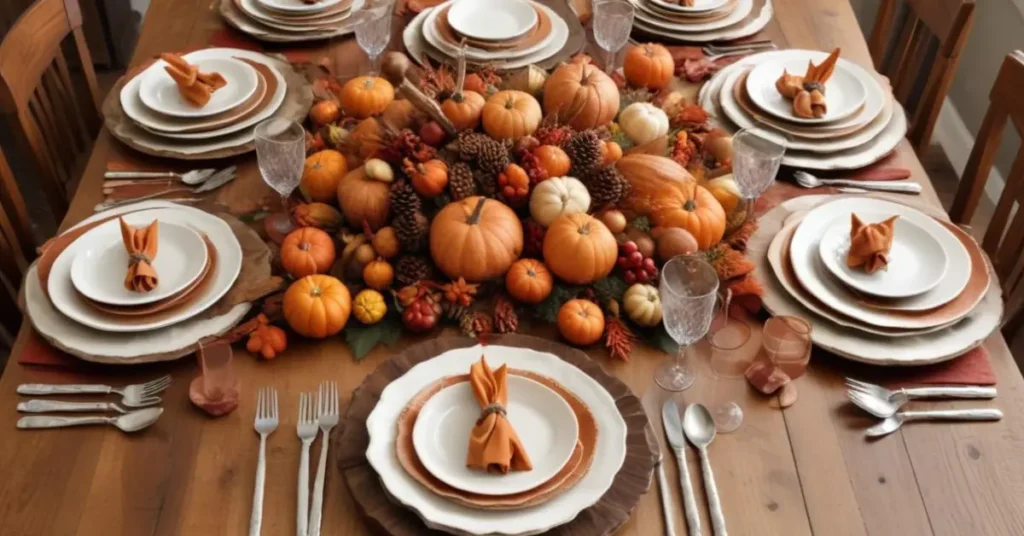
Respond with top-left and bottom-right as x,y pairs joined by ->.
522,218 -> 546,258
617,241 -> 658,284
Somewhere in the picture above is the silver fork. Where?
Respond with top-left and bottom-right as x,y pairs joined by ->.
17,375 -> 171,407
794,170 -> 922,194
308,382 -> 339,536
296,392 -> 319,536
250,387 -> 279,536
846,378 -> 996,406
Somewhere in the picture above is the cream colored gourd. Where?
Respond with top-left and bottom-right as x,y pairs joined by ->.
623,283 -> 663,327
619,103 -> 670,145
529,177 -> 591,227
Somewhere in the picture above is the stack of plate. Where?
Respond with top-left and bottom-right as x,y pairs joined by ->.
366,345 -> 628,534
404,0 -> 574,70
218,0 -> 362,42
700,49 -> 907,170
630,0 -> 774,43
758,195 -> 1003,366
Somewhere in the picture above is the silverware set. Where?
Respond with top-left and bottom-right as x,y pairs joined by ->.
661,401 -> 727,536
702,40 -> 777,62
95,166 -> 238,212
793,170 -> 922,195
846,378 -> 1002,438
15,376 -> 171,432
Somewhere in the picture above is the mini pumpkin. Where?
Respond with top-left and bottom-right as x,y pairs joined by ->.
623,283 -> 663,327
302,150 -> 348,203
337,165 -> 391,230
482,90 -> 542,140
363,258 -> 395,290
403,158 -> 448,197
543,213 -> 618,284
364,158 -> 394,183
371,226 -> 401,258
557,299 -> 605,346
533,145 -> 571,177
505,258 -> 553,304
291,202 -> 344,232
703,174 -> 741,214
529,176 -> 591,227
247,321 -> 288,359
283,275 -> 351,338
602,140 -> 623,164
619,103 -> 670,146
542,56 -> 619,130
442,90 -> 486,130
339,76 -> 395,119
309,100 -> 340,125
598,209 -> 627,233
623,44 -> 674,90
430,197 -> 524,282
498,163 -> 531,204
352,289 -> 387,324
281,227 -> 336,278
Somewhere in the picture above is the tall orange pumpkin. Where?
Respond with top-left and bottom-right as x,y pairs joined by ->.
482,90 -> 542,140
281,227 -> 336,278
429,197 -> 524,282
542,213 -> 618,284
542,56 -> 620,130
650,182 -> 726,250
339,76 -> 395,119
616,153 -> 695,214
337,166 -> 390,230
505,258 -> 553,304
283,275 -> 351,338
623,44 -> 674,90
302,150 -> 348,203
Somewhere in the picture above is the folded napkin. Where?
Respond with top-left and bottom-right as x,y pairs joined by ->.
120,217 -> 159,292
161,53 -> 227,107
467,356 -> 533,474
885,347 -> 996,387
847,213 -> 897,274
776,48 -> 840,119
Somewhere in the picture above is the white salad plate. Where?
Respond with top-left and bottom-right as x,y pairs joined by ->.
412,376 -> 579,496
256,0 -> 341,14
241,0 -> 351,30
649,0 -> 729,13
423,0 -> 558,62
70,221 -> 208,306
631,0 -> 752,33
138,57 -> 258,118
746,52 -> 871,124
48,207 -> 242,333
366,344 -> 627,535
631,0 -> 772,43
447,0 -> 537,41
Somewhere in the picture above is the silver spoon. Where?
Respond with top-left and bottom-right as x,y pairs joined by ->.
865,409 -> 1002,438
683,404 -> 728,536
793,170 -> 922,194
16,407 -> 164,432
94,166 -> 237,212
104,168 -> 218,185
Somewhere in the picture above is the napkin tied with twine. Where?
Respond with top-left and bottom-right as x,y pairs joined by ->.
120,217 -> 159,292
467,356 -> 533,474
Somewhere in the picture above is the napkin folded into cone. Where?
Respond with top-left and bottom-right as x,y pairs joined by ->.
120,217 -> 159,292
775,48 -> 840,119
467,357 -> 533,474
847,213 -> 897,274
161,53 -> 227,107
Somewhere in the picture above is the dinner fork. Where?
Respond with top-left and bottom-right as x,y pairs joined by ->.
794,170 -> 922,194
846,378 -> 996,406
17,375 -> 171,408
250,387 -> 278,536
296,392 -> 319,536
308,382 -> 339,536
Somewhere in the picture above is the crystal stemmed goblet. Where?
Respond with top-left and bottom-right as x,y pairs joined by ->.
355,1 -> 394,75
656,255 -> 720,392
255,118 -> 306,238
592,0 -> 635,73
732,127 -> 788,223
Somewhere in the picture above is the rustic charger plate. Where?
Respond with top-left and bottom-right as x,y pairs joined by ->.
338,334 -> 656,536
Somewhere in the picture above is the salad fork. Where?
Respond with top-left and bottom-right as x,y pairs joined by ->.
250,387 -> 278,536
17,375 -> 171,408
309,382 -> 340,536
296,392 -> 319,536
846,378 -> 996,417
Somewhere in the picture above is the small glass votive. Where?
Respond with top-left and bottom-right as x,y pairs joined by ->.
189,341 -> 240,416
762,316 -> 812,379
707,304 -> 754,379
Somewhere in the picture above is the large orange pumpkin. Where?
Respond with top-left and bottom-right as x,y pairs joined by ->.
505,258 -> 553,304
542,56 -> 620,130
283,275 -> 351,338
281,227 -> 336,278
337,165 -> 390,230
542,213 -> 618,284
623,44 -> 674,90
616,153 -> 695,214
302,150 -> 348,203
557,299 -> 605,346
429,196 -> 524,282
482,90 -> 542,140
650,182 -> 726,250
339,76 -> 395,119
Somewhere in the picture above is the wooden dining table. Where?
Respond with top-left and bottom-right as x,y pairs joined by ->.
3,0 -> 1024,534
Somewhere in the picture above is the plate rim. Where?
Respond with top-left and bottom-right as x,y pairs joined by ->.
255,0 -> 342,14
423,0 -> 557,61
630,0 -> 753,33
630,0 -> 772,42
648,0 -> 729,13
745,53 -> 869,124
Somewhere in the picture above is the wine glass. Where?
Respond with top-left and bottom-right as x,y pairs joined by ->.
732,127 -> 788,223
355,1 -> 394,75
656,255 -> 719,392
704,293 -> 754,433
255,118 -> 305,238
592,0 -> 634,73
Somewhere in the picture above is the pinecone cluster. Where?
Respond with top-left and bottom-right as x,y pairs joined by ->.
564,130 -> 604,177
390,181 -> 429,253
584,165 -> 630,209
394,255 -> 433,286
447,161 -> 477,200
450,131 -> 510,197
380,129 -> 436,164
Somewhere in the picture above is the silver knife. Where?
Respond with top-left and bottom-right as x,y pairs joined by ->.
663,401 -> 701,536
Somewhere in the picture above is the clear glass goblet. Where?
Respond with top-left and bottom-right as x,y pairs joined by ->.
355,1 -> 394,75
656,255 -> 720,392
255,118 -> 306,238
732,127 -> 788,223
592,0 -> 635,73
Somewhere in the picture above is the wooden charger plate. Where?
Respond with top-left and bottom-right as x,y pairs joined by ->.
396,369 -> 596,510
435,4 -> 552,55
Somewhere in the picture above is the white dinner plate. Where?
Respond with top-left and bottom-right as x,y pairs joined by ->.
256,0 -> 341,14
70,221 -> 208,306
790,197 -> 971,327
49,207 -> 242,333
367,345 -> 627,535
412,376 -> 579,496
447,0 -> 536,41
630,0 -> 752,33
818,215 -> 947,299
649,0 -> 729,13
746,52 -> 870,124
422,0 -> 557,62
631,0 -> 772,43
240,0 -> 351,30
138,57 -> 258,118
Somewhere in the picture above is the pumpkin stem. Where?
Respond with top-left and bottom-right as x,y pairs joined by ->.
311,285 -> 322,297
299,241 -> 311,252
453,41 -> 468,100
467,197 -> 487,225
684,199 -> 697,212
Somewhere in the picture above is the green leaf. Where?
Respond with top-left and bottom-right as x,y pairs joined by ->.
610,130 -> 633,150
533,284 -> 578,324
593,276 -> 628,305
345,314 -> 404,361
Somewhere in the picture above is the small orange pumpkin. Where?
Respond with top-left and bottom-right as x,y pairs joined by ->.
430,196 -> 524,282
482,90 -> 542,140
363,258 -> 395,290
557,299 -> 605,346
281,227 -> 336,278
302,150 -> 348,203
498,163 -> 530,204
371,226 -> 401,258
651,182 -> 726,250
283,275 -> 351,338
404,158 -> 449,197
533,145 -> 571,177
339,76 -> 395,119
309,100 -> 340,125
542,213 -> 618,284
602,140 -> 623,164
247,316 -> 288,359
337,165 -> 391,230
505,258 -> 553,304
623,44 -> 675,90
442,90 -> 486,130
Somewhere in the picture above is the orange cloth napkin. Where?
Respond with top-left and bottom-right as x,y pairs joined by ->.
120,218 -> 159,292
847,213 -> 897,274
466,357 -> 533,474
161,53 -> 227,107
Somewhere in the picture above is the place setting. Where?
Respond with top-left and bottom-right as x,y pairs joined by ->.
218,0 -> 364,42
629,0 -> 774,43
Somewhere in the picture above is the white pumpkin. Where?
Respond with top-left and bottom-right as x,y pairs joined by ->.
619,102 -> 670,146
529,177 -> 591,227
623,283 -> 663,327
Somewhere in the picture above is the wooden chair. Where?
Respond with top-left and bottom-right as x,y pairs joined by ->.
867,0 -> 975,154
949,51 -> 1024,336
0,147 -> 32,343
0,0 -> 102,221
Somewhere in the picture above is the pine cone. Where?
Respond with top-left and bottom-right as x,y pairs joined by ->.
476,137 -> 511,177
493,295 -> 519,334
448,162 -> 477,200
584,165 -> 629,209
565,130 -> 604,177
452,131 -> 488,161
389,180 -> 421,220
394,255 -> 434,286
459,311 -> 494,338
474,169 -> 498,198
443,301 -> 467,321
394,212 -> 429,253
